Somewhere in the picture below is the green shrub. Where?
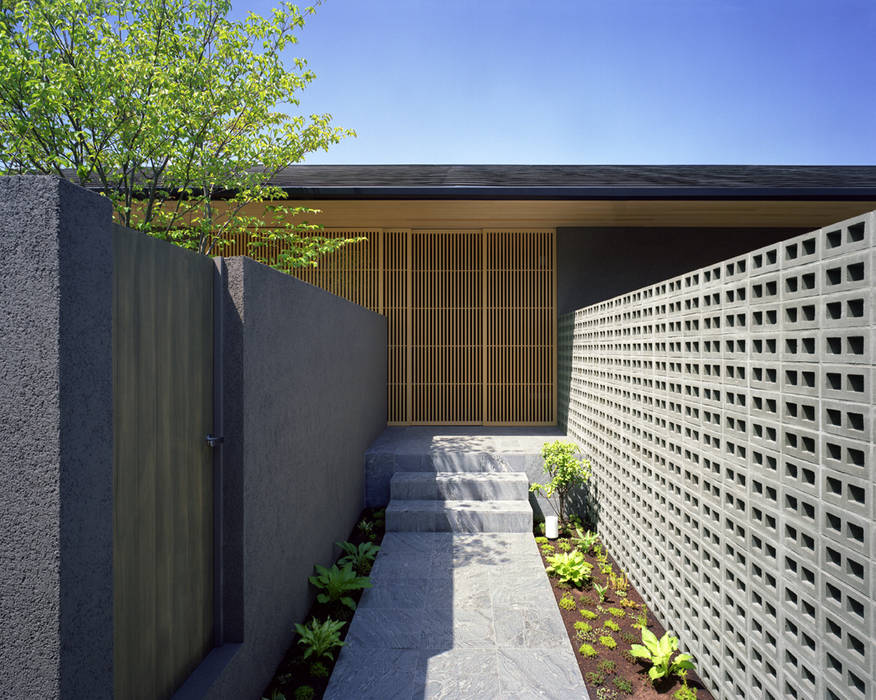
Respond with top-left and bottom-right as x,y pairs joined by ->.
597,660 -> 617,674
629,629 -> 695,682
612,676 -> 633,694
559,594 -> 577,610
545,550 -> 593,588
674,682 -> 698,700
308,661 -> 329,678
579,642 -> 598,658
336,541 -> 380,575
599,635 -> 616,649
607,607 -> 626,618
574,621 -> 592,637
294,618 -> 346,661
309,563 -> 371,610
580,608 -> 597,620
573,527 -> 599,552
603,619 -> 620,632
293,687 -> 314,700
585,671 -> 605,686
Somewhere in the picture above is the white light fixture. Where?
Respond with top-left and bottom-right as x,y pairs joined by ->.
545,515 -> 559,539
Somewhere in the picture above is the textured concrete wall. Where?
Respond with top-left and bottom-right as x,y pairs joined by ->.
557,226 -> 805,314
561,211 -> 876,700
179,256 -> 387,700
0,176 -> 114,698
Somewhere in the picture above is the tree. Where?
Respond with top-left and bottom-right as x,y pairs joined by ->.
529,440 -> 591,525
0,0 -> 360,269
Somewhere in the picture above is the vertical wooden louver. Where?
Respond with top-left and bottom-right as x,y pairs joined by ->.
222,227 -> 555,425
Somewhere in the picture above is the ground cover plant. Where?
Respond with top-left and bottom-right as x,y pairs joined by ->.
261,507 -> 385,700
536,523 -> 712,699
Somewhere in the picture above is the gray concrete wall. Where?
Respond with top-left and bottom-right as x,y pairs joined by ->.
557,226 -> 805,314
0,176 -> 114,698
561,211 -> 876,700
180,256 -> 387,700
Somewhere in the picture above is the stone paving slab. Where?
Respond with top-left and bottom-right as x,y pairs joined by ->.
325,533 -> 589,700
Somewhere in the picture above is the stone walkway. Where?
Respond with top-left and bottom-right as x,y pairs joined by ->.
325,532 -> 589,699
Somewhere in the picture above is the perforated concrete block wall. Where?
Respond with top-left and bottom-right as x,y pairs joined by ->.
560,212 -> 876,700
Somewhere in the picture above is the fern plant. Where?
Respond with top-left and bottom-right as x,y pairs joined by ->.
336,541 -> 380,575
309,563 -> 371,610
630,628 -> 695,682
545,550 -> 593,588
294,618 -> 346,661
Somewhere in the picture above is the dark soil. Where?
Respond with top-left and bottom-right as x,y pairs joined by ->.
538,529 -> 714,700
260,507 -> 386,700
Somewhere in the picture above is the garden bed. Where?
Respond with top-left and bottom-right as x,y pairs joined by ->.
536,526 -> 713,700
261,507 -> 386,700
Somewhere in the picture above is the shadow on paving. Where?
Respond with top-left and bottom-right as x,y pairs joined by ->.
324,533 -> 589,700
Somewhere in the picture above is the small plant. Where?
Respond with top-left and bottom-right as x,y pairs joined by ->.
356,519 -> 375,541
674,682 -> 699,700
620,597 -> 638,609
540,543 -> 556,555
599,635 -> 616,649
615,573 -> 629,595
607,607 -> 625,618
580,608 -> 597,620
294,618 -> 346,661
308,563 -> 371,610
534,536 -> 549,545
574,620 -> 593,637
612,676 -> 634,694
629,629 -> 695,682
593,543 -> 603,558
586,671 -> 606,686
603,619 -> 620,632
600,562 -> 613,576
573,527 -> 599,552
293,687 -> 314,700
538,521 -> 546,536
597,660 -> 617,674
594,581 -> 608,602
559,593 -> 577,610
596,688 -> 618,700
633,605 -> 648,630
308,661 -> 329,678
620,631 -> 636,643
545,550 -> 593,588
336,541 -> 380,575
263,690 -> 286,700
557,540 -> 572,552
529,440 -> 591,524
579,642 -> 598,658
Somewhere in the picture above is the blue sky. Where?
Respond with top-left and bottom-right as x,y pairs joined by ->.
235,0 -> 876,165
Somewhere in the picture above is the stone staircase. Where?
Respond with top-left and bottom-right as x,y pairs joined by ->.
385,472 -> 533,532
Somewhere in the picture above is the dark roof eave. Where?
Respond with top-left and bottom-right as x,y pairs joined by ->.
276,185 -> 876,201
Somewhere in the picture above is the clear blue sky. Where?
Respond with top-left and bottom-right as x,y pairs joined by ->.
234,0 -> 876,165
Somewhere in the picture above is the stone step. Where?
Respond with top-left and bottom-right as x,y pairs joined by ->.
390,471 -> 530,501
386,499 -> 533,533
365,451 -> 543,507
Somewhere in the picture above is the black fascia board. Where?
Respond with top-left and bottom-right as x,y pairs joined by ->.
272,185 -> 876,201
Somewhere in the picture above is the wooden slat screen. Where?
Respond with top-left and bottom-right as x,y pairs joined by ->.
484,230 -> 555,424
221,227 -> 555,425
410,231 -> 483,424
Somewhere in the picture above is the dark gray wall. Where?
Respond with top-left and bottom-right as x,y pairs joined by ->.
0,176 -> 114,698
557,226 -> 805,313
178,256 -> 387,700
